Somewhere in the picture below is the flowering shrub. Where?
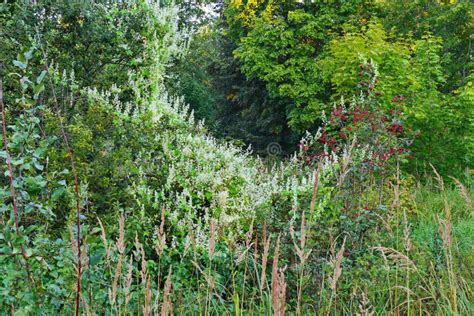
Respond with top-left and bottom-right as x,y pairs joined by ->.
300,62 -> 411,173
279,62 -> 418,276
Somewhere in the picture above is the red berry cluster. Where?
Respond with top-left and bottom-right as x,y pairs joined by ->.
388,123 -> 404,134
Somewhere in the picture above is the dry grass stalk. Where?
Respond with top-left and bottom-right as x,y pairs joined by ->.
329,237 -> 346,292
97,217 -> 111,262
110,256 -> 122,306
403,212 -> 412,252
109,215 -> 126,305
140,246 -> 147,284
430,163 -> 444,192
438,217 -> 453,252
161,267 -> 173,316
437,213 -> 458,314
134,234 -> 148,288
271,235 -> 283,315
260,233 -> 271,292
450,176 -> 473,210
246,220 -> 254,249
391,285 -> 415,296
273,267 -> 287,316
81,296 -> 92,316
117,214 -> 125,255
191,260 -> 215,290
371,247 -> 417,271
357,285 -> 374,316
124,255 -> 134,310
289,214 -> 311,266
290,204 -> 312,315
143,276 -> 152,316
155,208 -> 167,256
141,250 -> 147,282
253,231 -> 259,261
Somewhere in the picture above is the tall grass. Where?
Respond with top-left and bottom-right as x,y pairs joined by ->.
60,173 -> 469,315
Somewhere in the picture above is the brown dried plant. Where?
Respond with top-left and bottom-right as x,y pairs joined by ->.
97,217 -> 111,262
449,176 -> 473,211
143,276 -> 152,316
273,267 -> 287,316
289,209 -> 311,316
155,207 -> 167,256
110,256 -> 122,306
271,235 -> 286,316
116,214 -> 126,255
371,247 -> 417,271
329,237 -> 346,292
110,215 -> 126,306
403,212 -> 413,252
81,296 -> 92,316
430,163 -> 445,192
357,285 -> 374,316
123,255 -> 134,311
191,260 -> 215,290
161,267 -> 173,316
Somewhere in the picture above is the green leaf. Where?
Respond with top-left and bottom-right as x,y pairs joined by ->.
89,248 -> 105,266
59,169 -> 69,176
36,70 -> 47,84
25,176 -> 46,194
25,248 -> 33,257
25,48 -> 34,60
11,158 -> 24,166
51,187 -> 65,201
12,235 -> 27,246
13,60 -> 27,70
0,246 -> 12,255
16,53 -> 26,64
33,83 -> 45,100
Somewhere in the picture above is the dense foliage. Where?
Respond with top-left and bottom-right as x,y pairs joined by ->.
0,0 -> 472,315
170,0 -> 472,176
